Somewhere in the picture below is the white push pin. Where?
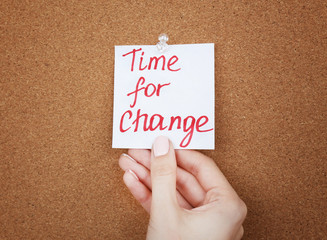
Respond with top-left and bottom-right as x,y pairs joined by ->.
156,33 -> 169,52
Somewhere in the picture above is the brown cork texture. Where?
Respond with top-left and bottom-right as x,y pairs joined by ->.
1,0 -> 326,239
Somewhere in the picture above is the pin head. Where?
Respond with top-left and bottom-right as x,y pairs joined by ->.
156,33 -> 169,52
158,33 -> 169,43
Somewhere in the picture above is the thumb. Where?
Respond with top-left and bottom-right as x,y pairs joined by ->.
150,136 -> 179,215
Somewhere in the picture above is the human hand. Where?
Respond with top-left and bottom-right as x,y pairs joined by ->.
119,136 -> 247,240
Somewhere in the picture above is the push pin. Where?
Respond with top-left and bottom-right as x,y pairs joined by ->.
156,33 -> 169,52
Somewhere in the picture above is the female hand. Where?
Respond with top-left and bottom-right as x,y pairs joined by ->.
119,136 -> 247,240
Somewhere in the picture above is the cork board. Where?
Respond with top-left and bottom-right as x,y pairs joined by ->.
1,1 -> 326,239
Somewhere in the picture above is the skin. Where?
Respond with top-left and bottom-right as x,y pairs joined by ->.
119,137 -> 247,240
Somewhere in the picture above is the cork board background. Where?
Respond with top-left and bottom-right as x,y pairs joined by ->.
1,1 -> 326,239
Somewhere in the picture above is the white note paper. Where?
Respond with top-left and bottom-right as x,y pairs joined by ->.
113,43 -> 215,149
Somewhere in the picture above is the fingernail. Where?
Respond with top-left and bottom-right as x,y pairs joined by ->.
127,169 -> 139,181
122,153 -> 137,163
153,136 -> 169,157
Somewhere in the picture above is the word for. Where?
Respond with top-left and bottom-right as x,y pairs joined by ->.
127,77 -> 170,108
119,109 -> 213,148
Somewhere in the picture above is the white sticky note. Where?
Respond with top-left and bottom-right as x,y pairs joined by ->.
113,43 -> 215,149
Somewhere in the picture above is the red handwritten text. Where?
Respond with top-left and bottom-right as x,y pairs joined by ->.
127,76 -> 170,108
122,48 -> 181,72
119,109 -> 213,148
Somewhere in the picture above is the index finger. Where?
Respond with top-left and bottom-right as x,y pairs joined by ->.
175,150 -> 236,195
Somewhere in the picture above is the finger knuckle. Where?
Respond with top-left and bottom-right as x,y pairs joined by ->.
137,191 -> 151,204
240,200 -> 248,219
153,162 -> 175,177
205,188 -> 221,203
240,226 -> 244,237
176,172 -> 188,189
227,197 -> 247,222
